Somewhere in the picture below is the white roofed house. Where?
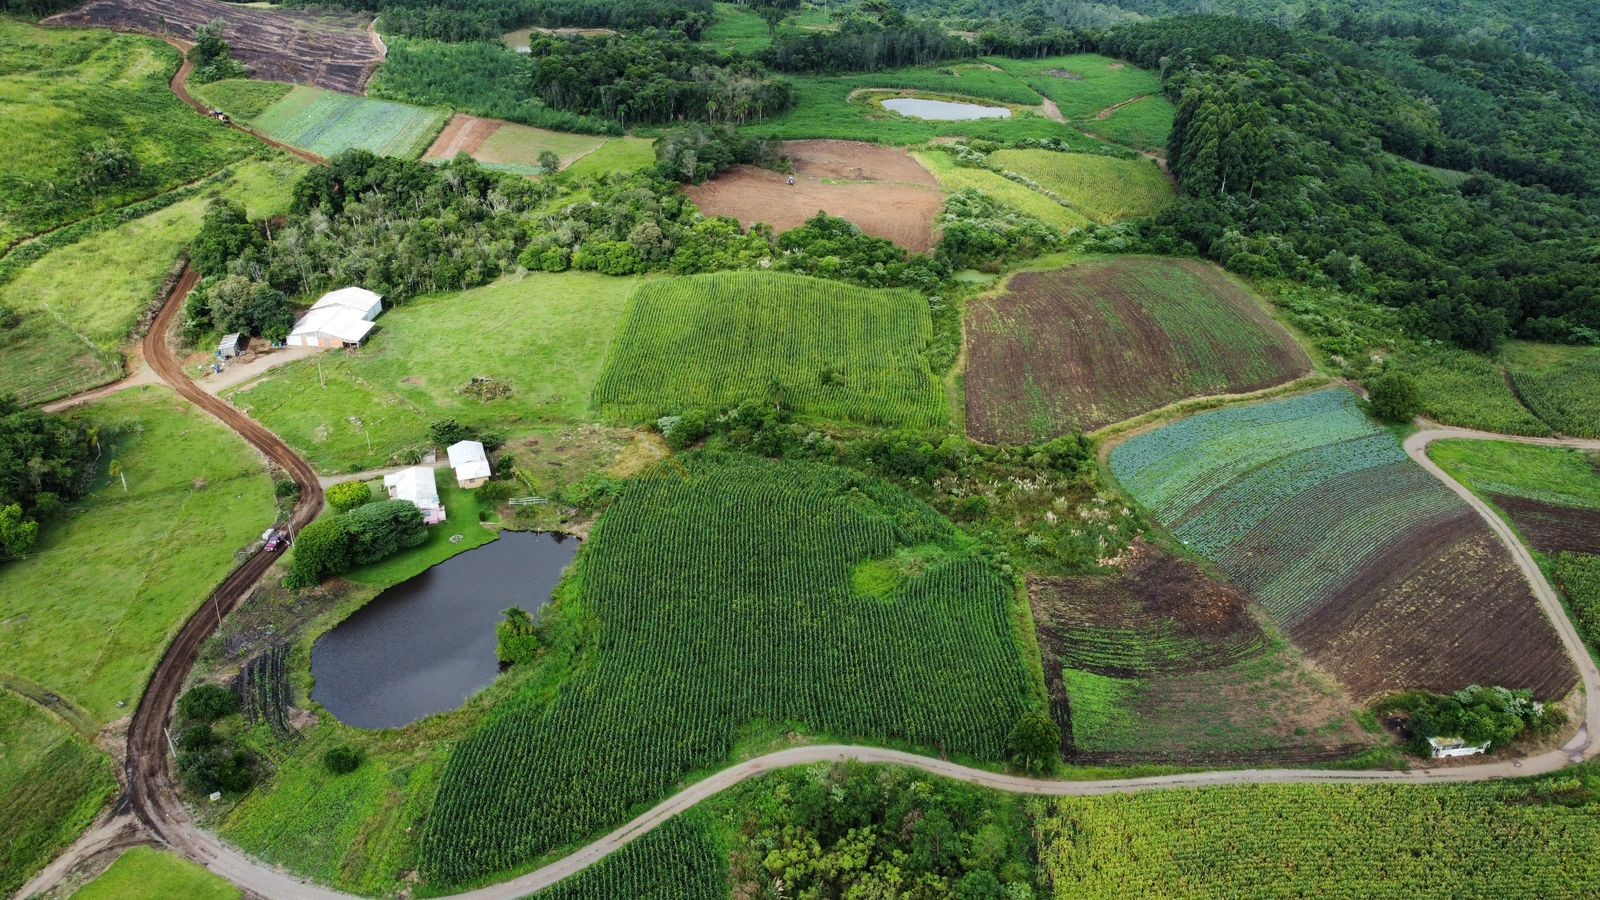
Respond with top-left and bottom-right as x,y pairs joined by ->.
287,287 -> 384,349
447,440 -> 491,489
383,466 -> 446,525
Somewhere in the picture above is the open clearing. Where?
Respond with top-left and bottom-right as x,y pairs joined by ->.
915,150 -> 1090,233
988,149 -> 1173,224
685,140 -> 943,251
593,271 -> 948,429
0,20 -> 257,248
966,258 -> 1310,442
248,86 -> 447,160
0,158 -> 304,406
46,0 -> 383,93
419,454 -> 1033,886
1111,389 -> 1576,701
0,386 -> 276,723
420,115 -> 652,177
226,271 -> 641,472
71,847 -> 239,900
1031,542 -> 1371,766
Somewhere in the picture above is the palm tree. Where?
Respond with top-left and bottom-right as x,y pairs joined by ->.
108,459 -> 127,492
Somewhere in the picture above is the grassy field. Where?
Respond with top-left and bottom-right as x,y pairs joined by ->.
0,387 -> 276,722
0,157 -> 304,405
593,271 -> 949,429
1506,341 -> 1600,438
965,257 -> 1309,440
1036,770 -> 1600,897
914,150 -> 1090,233
226,271 -> 642,473
250,86 -> 448,159
472,122 -> 603,169
188,78 -> 293,120
562,136 -> 656,178
0,20 -> 256,248
71,847 -> 239,900
0,692 -> 117,897
988,53 -> 1174,150
1429,440 -> 1600,512
988,149 -> 1172,224
1111,389 -> 1574,700
419,454 -> 1034,886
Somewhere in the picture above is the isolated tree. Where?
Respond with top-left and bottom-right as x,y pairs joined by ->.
326,480 -> 373,513
537,150 -> 561,174
287,516 -> 354,587
1007,710 -> 1060,772
344,499 -> 427,563
190,199 -> 258,276
1367,370 -> 1423,424
178,683 -> 238,722
0,503 -> 39,557
755,0 -> 802,38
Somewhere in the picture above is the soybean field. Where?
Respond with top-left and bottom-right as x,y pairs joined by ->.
1110,389 -> 1575,700
419,454 -> 1032,886
593,272 -> 949,428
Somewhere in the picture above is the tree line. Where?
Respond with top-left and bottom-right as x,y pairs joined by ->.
279,0 -> 715,43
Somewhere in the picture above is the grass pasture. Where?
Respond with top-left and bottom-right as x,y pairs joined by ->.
0,692 -> 117,898
1091,96 -> 1176,152
989,53 -> 1174,150
593,272 -> 948,429
915,150 -> 1090,233
419,454 -> 1033,886
187,78 -> 293,120
988,149 -> 1172,224
0,387 -> 276,722
226,271 -> 641,472
1110,389 -> 1575,701
965,257 -> 1310,441
71,847 -> 239,900
0,20 -> 256,248
0,157 -> 304,405
250,86 -> 448,159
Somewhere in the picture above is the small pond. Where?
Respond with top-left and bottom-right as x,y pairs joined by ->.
311,531 -> 579,729
881,97 -> 1012,121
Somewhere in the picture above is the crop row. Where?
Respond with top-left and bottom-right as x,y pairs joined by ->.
252,87 -> 447,160
592,271 -> 948,429
1510,349 -> 1600,439
530,816 -> 724,900
419,455 -> 1031,885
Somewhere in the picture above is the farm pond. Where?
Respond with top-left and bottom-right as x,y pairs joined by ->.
311,531 -> 579,729
881,97 -> 1012,120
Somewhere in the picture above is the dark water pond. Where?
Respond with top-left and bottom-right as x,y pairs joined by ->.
311,531 -> 579,729
881,97 -> 1012,120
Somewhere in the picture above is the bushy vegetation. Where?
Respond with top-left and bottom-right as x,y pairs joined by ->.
0,399 -> 94,557
764,12 -> 973,73
176,685 -> 255,796
495,606 -> 539,665
1380,685 -> 1563,756
653,124 -> 782,183
186,20 -> 246,85
1365,369 -> 1422,424
287,499 -> 429,587
419,454 -> 1033,885
325,481 -> 373,514
342,0 -> 714,43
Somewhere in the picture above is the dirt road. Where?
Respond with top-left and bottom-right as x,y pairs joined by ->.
157,41 -> 326,167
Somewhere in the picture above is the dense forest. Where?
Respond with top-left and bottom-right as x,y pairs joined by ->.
281,0 -> 715,42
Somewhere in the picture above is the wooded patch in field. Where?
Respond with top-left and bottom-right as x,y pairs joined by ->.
594,272 -> 948,429
966,258 -> 1309,442
1111,389 -> 1575,700
419,454 -> 1032,885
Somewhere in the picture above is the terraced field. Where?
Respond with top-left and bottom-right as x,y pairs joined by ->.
593,271 -> 948,429
1110,389 -> 1575,700
966,258 -> 1310,441
250,87 -> 448,160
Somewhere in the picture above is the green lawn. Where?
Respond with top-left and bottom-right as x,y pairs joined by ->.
0,157 -> 305,405
915,150 -> 1090,233
250,86 -> 449,160
0,692 -> 117,897
188,78 -> 294,120
226,271 -> 643,473
0,387 -> 276,722
988,149 -> 1172,224
71,847 -> 238,900
0,20 -> 257,248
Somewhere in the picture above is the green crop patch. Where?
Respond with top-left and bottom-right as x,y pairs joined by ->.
965,257 -> 1310,441
987,150 -> 1172,224
419,454 -> 1032,886
1110,389 -> 1575,701
528,815 -> 725,899
1506,342 -> 1600,439
250,86 -> 448,160
593,272 -> 949,429
72,847 -> 239,900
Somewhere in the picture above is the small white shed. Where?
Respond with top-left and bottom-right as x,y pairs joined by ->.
383,466 -> 446,525
447,440 -> 491,488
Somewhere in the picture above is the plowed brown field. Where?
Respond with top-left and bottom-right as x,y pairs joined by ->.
684,140 -> 942,252
47,0 -> 381,93
1490,494 -> 1600,556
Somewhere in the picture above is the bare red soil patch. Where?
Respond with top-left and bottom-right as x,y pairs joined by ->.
1490,494 -> 1600,556
424,114 -> 502,162
966,258 -> 1310,442
1290,508 -> 1578,701
47,0 -> 382,93
684,141 -> 942,252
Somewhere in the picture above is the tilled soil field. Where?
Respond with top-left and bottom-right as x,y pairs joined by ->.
1490,494 -> 1600,556
48,0 -> 382,93
966,258 -> 1310,442
684,141 -> 943,252
422,114 -> 501,162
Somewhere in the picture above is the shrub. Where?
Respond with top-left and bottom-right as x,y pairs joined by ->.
323,746 -> 361,775
476,480 -> 516,507
274,478 -> 301,499
1007,710 -> 1060,772
180,723 -> 220,751
177,684 -> 238,723
287,516 -> 354,587
326,481 -> 373,513
497,607 -> 540,665
178,747 -> 254,794
1367,370 -> 1423,424
430,418 -> 475,446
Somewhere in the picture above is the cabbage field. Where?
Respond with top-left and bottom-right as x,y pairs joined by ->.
250,86 -> 448,160
1110,389 -> 1574,700
419,454 -> 1032,886
593,272 -> 949,428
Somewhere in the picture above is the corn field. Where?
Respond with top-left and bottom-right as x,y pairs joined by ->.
529,816 -> 725,900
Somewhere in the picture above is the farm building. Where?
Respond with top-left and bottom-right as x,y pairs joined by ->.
447,440 -> 491,488
218,333 -> 247,359
383,466 -> 446,525
286,287 -> 384,349
1428,736 -> 1489,759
